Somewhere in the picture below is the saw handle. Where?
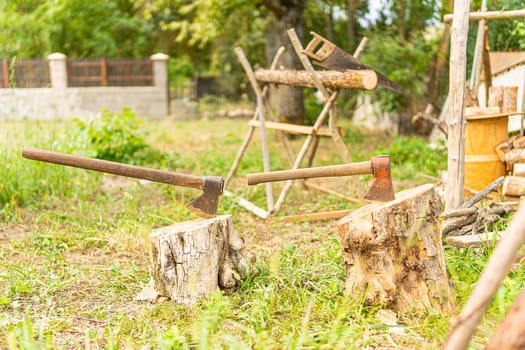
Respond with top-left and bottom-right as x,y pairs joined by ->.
22,147 -> 205,190
247,161 -> 373,185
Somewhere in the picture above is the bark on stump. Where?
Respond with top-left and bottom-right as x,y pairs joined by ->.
337,184 -> 454,312
148,215 -> 254,305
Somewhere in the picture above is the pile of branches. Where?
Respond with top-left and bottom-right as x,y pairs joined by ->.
440,176 -> 509,236
441,205 -> 508,236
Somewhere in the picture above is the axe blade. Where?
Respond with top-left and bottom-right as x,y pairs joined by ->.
186,176 -> 224,218
364,156 -> 395,202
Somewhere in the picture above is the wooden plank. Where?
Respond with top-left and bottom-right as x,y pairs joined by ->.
464,106 -> 500,117
276,209 -> 353,223
223,190 -> 269,219
446,231 -> 504,248
249,120 -> 334,137
444,9 -> 525,22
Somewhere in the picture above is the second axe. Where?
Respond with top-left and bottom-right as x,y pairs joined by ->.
247,155 -> 395,202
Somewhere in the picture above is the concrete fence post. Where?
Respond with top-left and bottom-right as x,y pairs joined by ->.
47,53 -> 68,88
150,53 -> 169,116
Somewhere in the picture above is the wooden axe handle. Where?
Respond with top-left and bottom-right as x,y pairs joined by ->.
247,161 -> 373,185
22,147 -> 205,190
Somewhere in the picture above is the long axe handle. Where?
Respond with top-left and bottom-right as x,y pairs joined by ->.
247,156 -> 395,202
247,161 -> 373,185
22,147 -> 210,191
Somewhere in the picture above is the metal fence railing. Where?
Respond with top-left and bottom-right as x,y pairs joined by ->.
0,58 -> 154,88
67,58 -> 153,87
0,59 -> 50,88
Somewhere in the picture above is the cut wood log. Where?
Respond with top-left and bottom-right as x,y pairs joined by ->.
512,135 -> 525,149
505,148 -> 525,172
513,163 -> 525,177
486,286 -> 525,349
254,68 -> 378,90
502,176 -> 525,197
337,184 -> 454,312
148,215 -> 254,304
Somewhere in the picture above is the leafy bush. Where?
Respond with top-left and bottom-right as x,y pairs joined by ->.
69,108 -> 174,167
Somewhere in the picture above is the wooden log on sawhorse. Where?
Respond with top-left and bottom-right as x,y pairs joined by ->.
337,184 -> 455,312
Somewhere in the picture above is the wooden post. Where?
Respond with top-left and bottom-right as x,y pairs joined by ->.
469,0 -> 487,94
147,215 -> 254,304
337,184 -> 454,312
100,58 -> 107,86
486,287 -> 525,349
445,0 -> 471,211
443,203 -> 525,350
2,58 -> 9,88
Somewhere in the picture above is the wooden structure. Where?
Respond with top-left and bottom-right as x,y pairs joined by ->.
147,215 -> 253,304
337,184 -> 454,312
225,29 -> 373,219
444,4 -> 525,210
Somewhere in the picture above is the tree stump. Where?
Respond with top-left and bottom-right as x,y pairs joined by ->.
337,184 -> 454,312
147,215 -> 254,305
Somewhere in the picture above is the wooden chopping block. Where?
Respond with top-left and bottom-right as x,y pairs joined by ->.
142,215 -> 254,304
337,184 -> 454,313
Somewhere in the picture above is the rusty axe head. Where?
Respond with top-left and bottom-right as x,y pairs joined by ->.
363,156 -> 395,202
187,176 -> 224,218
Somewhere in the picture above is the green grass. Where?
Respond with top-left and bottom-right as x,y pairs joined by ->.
0,114 -> 520,349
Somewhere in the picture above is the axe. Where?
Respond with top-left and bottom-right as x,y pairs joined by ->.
247,156 -> 395,202
22,147 -> 224,218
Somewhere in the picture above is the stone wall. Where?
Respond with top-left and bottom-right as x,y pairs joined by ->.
0,53 -> 169,120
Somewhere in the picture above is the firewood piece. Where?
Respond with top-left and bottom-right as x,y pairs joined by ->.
446,231 -> 503,248
495,140 -> 512,163
441,214 -> 478,236
254,68 -> 378,90
441,206 -> 478,220
337,184 -> 454,312
486,287 -> 525,349
512,135 -> 525,149
505,148 -> 525,172
460,176 -> 505,209
148,215 -> 255,304
502,176 -> 525,197
514,163 -> 525,177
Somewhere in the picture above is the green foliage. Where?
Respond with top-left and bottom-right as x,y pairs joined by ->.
362,32 -> 438,113
375,137 -> 447,178
69,108 -> 175,167
0,0 -> 152,58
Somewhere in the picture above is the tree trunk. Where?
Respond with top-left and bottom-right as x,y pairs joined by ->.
254,69 -> 377,90
346,0 -> 360,50
337,184 -> 455,312
263,0 -> 306,125
148,215 -> 254,304
486,287 -> 525,350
